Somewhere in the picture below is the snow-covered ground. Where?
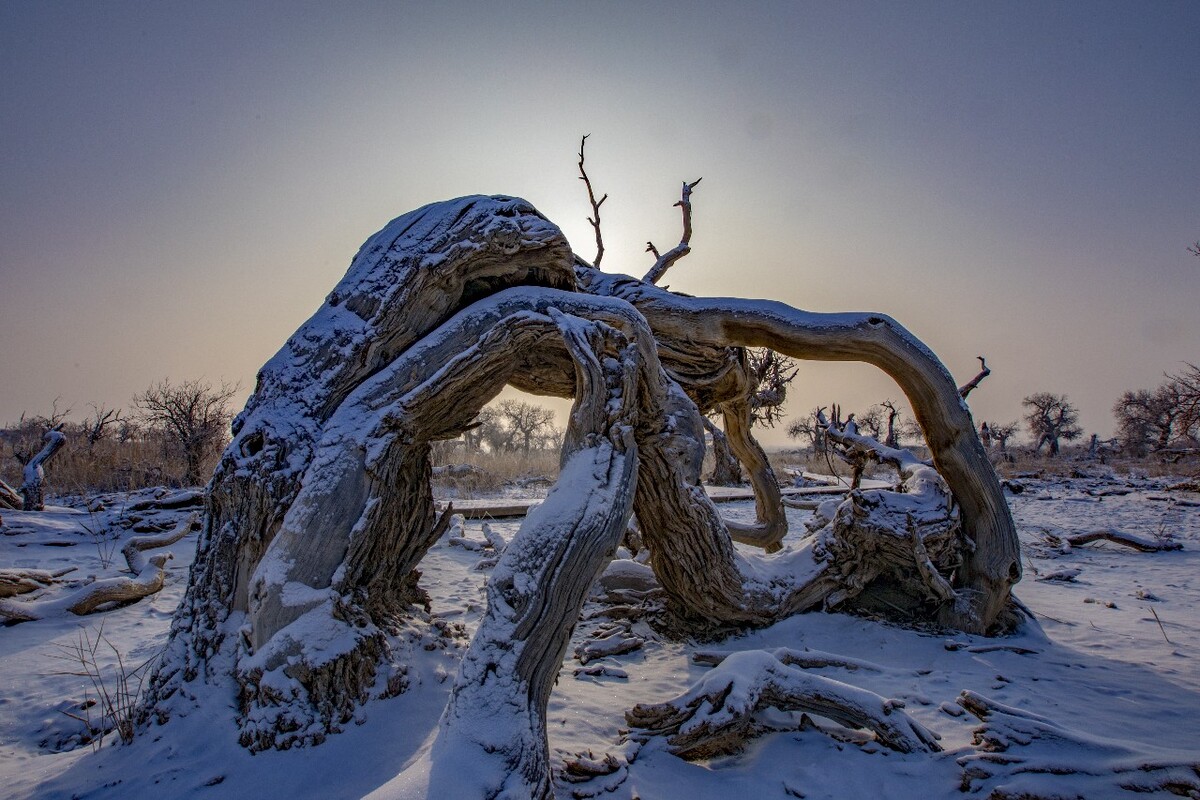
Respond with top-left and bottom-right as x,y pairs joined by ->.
1,475 -> 1198,799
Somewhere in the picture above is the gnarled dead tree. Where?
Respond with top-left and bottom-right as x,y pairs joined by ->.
142,194 -> 1018,794
20,427 -> 66,510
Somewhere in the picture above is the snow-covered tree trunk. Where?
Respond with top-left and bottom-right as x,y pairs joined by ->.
145,193 -> 1020,767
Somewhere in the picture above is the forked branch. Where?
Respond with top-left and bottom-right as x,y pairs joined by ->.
643,177 -> 702,285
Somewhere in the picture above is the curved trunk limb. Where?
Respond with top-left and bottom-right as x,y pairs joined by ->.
579,271 -> 1018,633
430,314 -> 642,799
627,650 -> 942,758
234,290 -> 660,751
720,398 -> 787,552
123,512 -> 200,574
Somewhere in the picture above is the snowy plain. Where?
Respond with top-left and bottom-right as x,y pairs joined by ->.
1,473 -> 1198,799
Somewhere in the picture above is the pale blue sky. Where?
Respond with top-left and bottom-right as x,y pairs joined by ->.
2,2 -> 1197,444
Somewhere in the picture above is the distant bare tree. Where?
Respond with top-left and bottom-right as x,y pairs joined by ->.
1113,386 -> 1182,456
1022,393 -> 1082,456
496,400 -> 558,453
133,379 -> 237,486
786,407 -> 827,454
988,422 -> 1017,453
462,407 -> 497,452
83,404 -> 123,450
1167,362 -> 1200,446
747,349 -> 798,428
854,407 -> 884,440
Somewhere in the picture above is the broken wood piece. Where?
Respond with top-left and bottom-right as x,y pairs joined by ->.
0,478 -> 21,510
692,646 -> 885,673
122,512 -> 200,574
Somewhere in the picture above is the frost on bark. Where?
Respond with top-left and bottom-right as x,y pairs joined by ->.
143,194 -> 1019,785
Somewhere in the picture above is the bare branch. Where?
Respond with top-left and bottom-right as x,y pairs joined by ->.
958,355 -> 990,399
577,134 -> 607,268
643,177 -> 702,285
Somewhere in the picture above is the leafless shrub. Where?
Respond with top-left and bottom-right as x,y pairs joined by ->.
49,622 -> 159,749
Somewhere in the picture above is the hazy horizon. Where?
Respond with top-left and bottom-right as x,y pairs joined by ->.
2,2 -> 1197,447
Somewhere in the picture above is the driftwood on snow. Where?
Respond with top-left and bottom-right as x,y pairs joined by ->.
0,513 -> 197,623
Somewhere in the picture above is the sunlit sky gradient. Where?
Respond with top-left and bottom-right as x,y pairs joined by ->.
2,2 -> 1197,446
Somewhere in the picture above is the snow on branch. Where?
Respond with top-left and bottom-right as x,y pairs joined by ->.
957,690 -> 1200,797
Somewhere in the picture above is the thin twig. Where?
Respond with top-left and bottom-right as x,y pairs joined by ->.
577,134 -> 607,269
1149,607 -> 1173,644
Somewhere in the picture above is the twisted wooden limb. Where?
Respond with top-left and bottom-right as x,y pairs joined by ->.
720,397 -> 787,552
579,269 -> 1019,634
627,650 -> 942,758
123,513 -> 200,574
430,312 -> 644,800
